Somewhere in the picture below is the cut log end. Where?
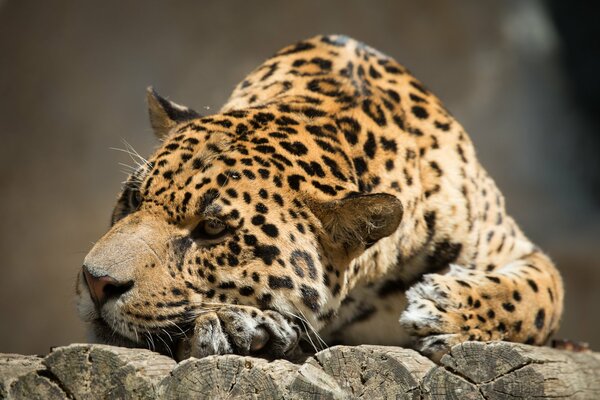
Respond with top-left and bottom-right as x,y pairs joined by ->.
1,341 -> 599,399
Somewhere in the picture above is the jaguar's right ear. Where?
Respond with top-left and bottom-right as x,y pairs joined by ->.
146,87 -> 201,139
307,192 -> 403,262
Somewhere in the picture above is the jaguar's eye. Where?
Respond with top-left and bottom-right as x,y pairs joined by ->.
191,220 -> 228,241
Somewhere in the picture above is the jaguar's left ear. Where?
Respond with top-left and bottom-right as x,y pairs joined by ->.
308,193 -> 403,259
146,87 -> 201,139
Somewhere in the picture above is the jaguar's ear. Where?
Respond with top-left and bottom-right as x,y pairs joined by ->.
308,193 -> 403,259
146,87 -> 201,139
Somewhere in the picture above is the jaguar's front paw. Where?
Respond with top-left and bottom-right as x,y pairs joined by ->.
176,306 -> 300,360
399,265 -> 500,360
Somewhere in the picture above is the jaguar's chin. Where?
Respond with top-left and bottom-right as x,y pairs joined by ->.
89,318 -> 184,359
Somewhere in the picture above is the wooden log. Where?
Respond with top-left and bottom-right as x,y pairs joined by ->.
424,341 -> 600,400
1,341 -> 599,399
0,353 -> 68,399
289,345 -> 435,399
159,355 -> 299,399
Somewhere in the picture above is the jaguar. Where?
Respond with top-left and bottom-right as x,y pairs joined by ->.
76,35 -> 564,361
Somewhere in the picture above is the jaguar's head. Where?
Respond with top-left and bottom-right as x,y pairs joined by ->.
76,88 -> 403,356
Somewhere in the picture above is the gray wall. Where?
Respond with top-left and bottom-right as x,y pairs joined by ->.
1,0 -> 598,355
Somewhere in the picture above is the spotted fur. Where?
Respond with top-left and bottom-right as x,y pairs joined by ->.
76,35 -> 564,360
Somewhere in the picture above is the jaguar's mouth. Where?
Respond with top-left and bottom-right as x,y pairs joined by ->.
90,318 -> 190,359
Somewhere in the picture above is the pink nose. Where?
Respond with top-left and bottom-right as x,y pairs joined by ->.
82,266 -> 133,307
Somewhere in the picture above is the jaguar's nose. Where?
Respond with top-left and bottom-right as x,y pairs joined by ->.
82,265 -> 134,307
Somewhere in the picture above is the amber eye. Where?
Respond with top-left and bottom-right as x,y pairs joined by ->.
191,220 -> 228,241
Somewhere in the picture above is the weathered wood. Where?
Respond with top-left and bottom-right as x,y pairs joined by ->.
0,353 -> 68,399
1,341 -> 599,399
428,341 -> 600,400
290,345 -> 435,399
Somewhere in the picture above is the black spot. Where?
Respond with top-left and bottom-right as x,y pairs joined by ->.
487,276 -> 501,284
502,302 -> 515,312
281,141 -> 308,156
268,275 -> 294,289
314,139 -> 336,154
411,105 -> 429,119
424,211 -> 436,237
434,121 -> 451,131
429,161 -> 443,177
228,241 -> 242,255
261,224 -> 279,237
258,293 -> 272,308
258,168 -> 270,179
527,279 -> 539,292
255,145 -> 276,154
239,286 -> 255,296
278,41 -> 315,56
272,194 -> 284,206
300,285 -> 320,312
275,116 -> 298,126
243,234 -> 257,246
252,112 -> 275,126
287,174 -> 306,190
254,245 -> 280,265
380,137 -> 397,153
363,131 -> 377,159
300,107 -> 326,118
242,169 -> 256,180
219,281 -> 236,289
513,291 -> 522,302
353,157 -> 367,176
312,180 -> 337,195
251,215 -> 266,225
216,173 -> 228,186
535,309 -> 545,330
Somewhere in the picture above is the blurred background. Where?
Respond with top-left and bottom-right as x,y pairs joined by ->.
1,0 -> 598,355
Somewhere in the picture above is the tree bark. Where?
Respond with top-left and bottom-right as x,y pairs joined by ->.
1,341 -> 599,399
